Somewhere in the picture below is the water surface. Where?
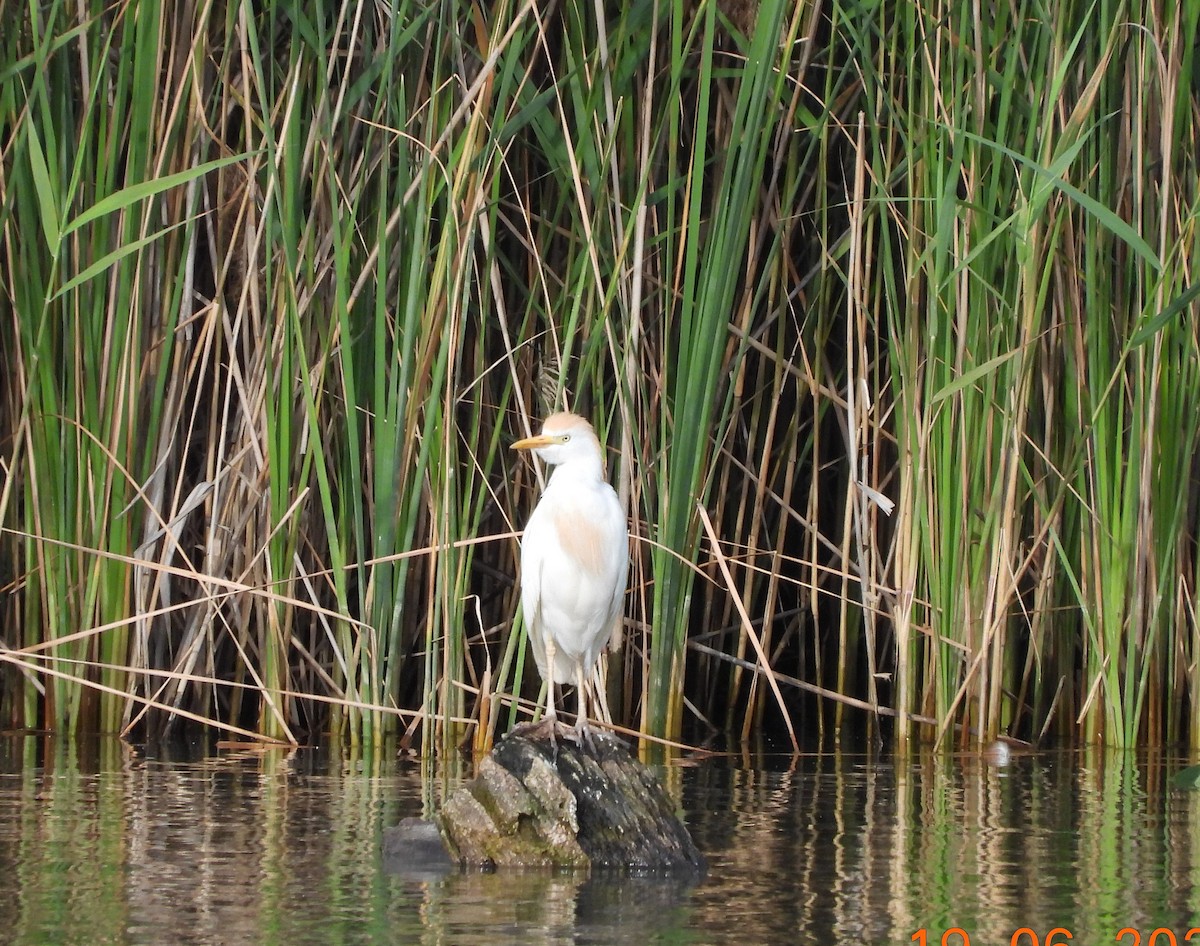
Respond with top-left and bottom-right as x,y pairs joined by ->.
2,736 -> 1199,945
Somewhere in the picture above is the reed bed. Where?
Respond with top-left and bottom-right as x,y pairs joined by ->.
1,0 -> 1198,752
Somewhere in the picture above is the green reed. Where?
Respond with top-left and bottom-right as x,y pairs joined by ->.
870,0 -> 1200,748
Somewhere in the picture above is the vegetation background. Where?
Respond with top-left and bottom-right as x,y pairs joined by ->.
2,0 -> 1198,754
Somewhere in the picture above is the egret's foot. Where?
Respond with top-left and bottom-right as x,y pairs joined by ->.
510,717 -> 559,741
572,719 -> 630,756
573,717 -> 601,755
509,716 -> 577,762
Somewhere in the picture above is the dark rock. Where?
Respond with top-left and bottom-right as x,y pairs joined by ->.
438,730 -> 706,873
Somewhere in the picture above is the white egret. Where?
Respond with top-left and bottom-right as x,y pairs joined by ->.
511,412 -> 629,739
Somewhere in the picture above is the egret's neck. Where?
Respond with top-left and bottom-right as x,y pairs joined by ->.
548,455 -> 605,485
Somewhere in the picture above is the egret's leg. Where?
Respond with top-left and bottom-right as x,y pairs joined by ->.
574,662 -> 588,737
507,624 -> 562,748
543,633 -> 558,722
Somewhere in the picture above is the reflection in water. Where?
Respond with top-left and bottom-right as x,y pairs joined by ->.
403,871 -> 696,945
2,737 -> 1200,945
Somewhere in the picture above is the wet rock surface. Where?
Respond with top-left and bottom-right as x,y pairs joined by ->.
435,730 -> 706,872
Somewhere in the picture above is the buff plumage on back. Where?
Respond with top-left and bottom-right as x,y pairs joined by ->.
552,506 -> 609,575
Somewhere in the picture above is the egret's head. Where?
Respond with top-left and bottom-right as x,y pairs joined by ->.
512,412 -> 604,469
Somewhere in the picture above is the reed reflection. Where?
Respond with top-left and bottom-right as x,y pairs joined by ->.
2,738 -> 1200,945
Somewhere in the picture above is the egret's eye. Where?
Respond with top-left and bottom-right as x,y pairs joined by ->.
561,434 -> 571,442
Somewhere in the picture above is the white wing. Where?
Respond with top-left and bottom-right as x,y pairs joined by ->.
519,478 -> 628,684
519,498 -> 557,682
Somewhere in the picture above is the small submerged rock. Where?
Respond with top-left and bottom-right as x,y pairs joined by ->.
425,730 -> 706,873
1172,764 -> 1200,790
382,816 -> 457,880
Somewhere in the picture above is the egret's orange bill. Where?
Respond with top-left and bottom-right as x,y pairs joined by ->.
511,433 -> 562,450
